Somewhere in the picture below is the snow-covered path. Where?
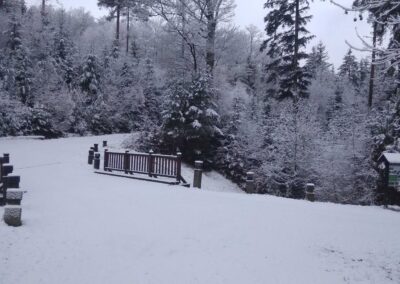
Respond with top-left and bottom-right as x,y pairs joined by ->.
0,135 -> 399,284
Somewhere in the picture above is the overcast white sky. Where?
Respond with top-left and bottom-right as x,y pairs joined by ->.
27,0 -> 371,67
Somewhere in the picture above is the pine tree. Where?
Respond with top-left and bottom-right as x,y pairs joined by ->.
305,41 -> 331,77
142,58 -> 161,126
339,49 -> 360,86
7,6 -> 33,106
160,73 -> 222,166
79,54 -> 101,105
261,0 -> 314,100
53,10 -> 75,89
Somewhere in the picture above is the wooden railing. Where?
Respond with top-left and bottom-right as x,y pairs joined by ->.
103,150 -> 183,183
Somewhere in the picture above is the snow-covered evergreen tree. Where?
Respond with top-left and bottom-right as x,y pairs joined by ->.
261,0 -> 314,100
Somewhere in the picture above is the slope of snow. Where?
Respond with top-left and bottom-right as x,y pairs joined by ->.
0,135 -> 399,284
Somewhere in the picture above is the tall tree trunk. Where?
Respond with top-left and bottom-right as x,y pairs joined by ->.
41,0 -> 45,15
293,0 -> 300,77
205,0 -> 216,74
116,5 -> 120,41
368,22 -> 377,108
126,6 -> 130,54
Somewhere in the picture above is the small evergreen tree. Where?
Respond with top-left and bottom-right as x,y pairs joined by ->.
79,54 -> 101,105
339,49 -> 360,86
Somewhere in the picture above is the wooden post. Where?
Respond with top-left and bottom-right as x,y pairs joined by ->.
2,176 -> 20,206
103,141 -> 108,147
3,153 -> 9,164
305,183 -> 315,202
2,165 -> 13,176
88,149 -> 95,165
246,172 -> 256,193
148,150 -> 154,177
6,189 -> 23,205
124,151 -> 130,174
193,161 -> 203,189
4,176 -> 20,189
176,152 -> 182,183
94,153 -> 101,170
93,144 -> 99,152
104,150 -> 109,171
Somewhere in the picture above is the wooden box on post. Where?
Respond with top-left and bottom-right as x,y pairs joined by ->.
93,153 -> 101,170
246,172 -> 256,194
193,161 -> 203,189
305,183 -> 315,202
88,149 -> 95,165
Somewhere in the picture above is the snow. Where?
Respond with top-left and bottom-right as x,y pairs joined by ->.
0,134 -> 399,284
380,152 -> 400,164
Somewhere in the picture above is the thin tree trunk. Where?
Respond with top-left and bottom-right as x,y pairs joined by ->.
205,0 -> 216,75
42,0 -> 45,14
368,22 -> 377,108
126,6 -> 130,54
116,5 -> 120,41
293,0 -> 300,74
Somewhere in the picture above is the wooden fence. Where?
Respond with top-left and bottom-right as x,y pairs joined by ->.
103,150 -> 184,183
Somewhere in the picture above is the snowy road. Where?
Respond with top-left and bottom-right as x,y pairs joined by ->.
0,135 -> 399,284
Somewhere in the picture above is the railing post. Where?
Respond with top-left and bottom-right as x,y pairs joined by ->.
104,149 -> 109,171
305,183 -> 315,202
124,151 -> 130,174
148,150 -> 154,177
193,161 -> 203,189
88,149 -> 95,165
246,172 -> 256,193
176,152 -> 182,182
93,153 -> 100,170
93,144 -> 99,152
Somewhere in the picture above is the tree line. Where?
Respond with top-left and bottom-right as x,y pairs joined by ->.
1,0 -> 399,204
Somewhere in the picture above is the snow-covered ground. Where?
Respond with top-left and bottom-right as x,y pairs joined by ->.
0,135 -> 399,284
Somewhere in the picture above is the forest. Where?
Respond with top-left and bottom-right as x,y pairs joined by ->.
0,0 -> 399,205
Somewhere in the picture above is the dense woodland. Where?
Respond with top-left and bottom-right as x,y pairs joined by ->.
1,0 -> 400,204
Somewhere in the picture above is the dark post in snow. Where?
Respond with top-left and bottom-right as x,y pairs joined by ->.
3,153 -> 9,164
6,189 -> 23,205
3,206 -> 22,227
2,176 -> 20,206
93,144 -> 99,153
104,149 -> 109,171
103,141 -> 108,147
305,183 -> 315,202
124,151 -> 130,174
193,161 -> 203,189
176,152 -> 182,183
88,149 -> 95,165
246,172 -> 256,193
93,153 -> 101,170
148,150 -> 154,177
4,176 -> 20,189
2,165 -> 13,176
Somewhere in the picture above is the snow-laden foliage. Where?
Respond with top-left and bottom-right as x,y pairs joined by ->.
1,0 -> 400,204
